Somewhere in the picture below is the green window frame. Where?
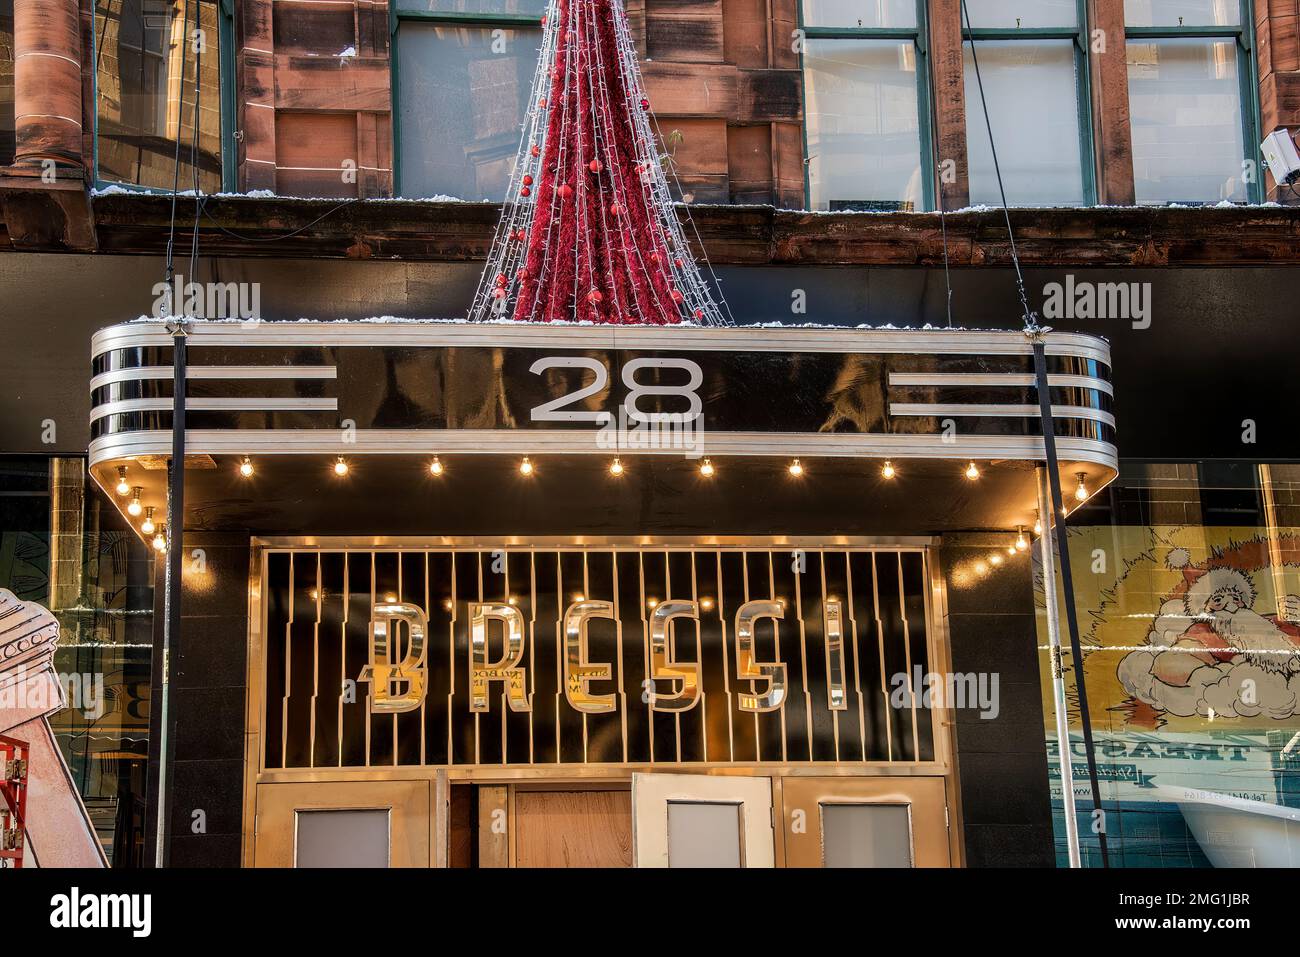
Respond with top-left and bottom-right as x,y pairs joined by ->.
389,5 -> 545,199
796,0 -> 936,212
90,0 -> 237,194
1124,0 -> 1261,204
960,0 -> 1098,206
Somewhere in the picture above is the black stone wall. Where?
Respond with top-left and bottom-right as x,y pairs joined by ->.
940,533 -> 1055,867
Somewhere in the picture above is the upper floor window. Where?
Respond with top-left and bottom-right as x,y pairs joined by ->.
1124,0 -> 1253,204
961,1 -> 1093,206
393,0 -> 544,200
1,0 -> 14,166
799,1 -> 928,211
93,0 -> 228,192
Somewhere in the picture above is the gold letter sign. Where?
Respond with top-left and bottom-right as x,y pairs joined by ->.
734,600 -> 787,712
469,602 -> 531,713
563,600 -> 616,714
359,602 -> 427,713
648,600 -> 701,712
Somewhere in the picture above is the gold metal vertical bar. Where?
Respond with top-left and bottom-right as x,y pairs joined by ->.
282,548 -> 295,764
767,551 -> 787,762
501,548 -> 508,765
581,549 -> 590,764
897,552 -> 920,758
309,553 -> 321,767
870,553 -> 893,762
528,548 -> 537,764
797,551 -> 813,761
716,550 -> 734,762
393,552 -> 402,767
421,550 -> 428,766
821,551 -> 840,762
690,549 -> 706,761
364,551 -> 374,768
640,550 -> 653,762
613,549 -> 628,762
554,552 -> 563,762
845,550 -> 867,755
665,549 -> 680,762
475,551 -> 483,766
337,550 -> 348,767
447,556 -> 457,764
1260,464 -> 1290,621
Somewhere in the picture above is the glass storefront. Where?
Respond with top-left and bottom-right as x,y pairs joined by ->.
0,456 -> 153,866
1039,461 -> 1300,866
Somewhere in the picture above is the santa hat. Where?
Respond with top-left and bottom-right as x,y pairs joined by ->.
1165,547 -> 1256,614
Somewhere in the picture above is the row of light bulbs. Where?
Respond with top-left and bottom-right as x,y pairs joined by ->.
113,454 -> 1091,554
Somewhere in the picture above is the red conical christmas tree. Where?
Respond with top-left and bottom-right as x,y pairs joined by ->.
468,0 -> 731,325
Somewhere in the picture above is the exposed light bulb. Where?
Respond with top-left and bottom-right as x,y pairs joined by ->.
788,459 -> 804,477
881,460 -> 896,480
1074,472 -> 1089,502
152,527 -> 167,552
429,456 -> 444,476
1033,513 -> 1043,536
647,598 -> 659,609
699,457 -> 715,477
974,560 -> 988,576
239,456 -> 254,477
1007,547 -> 1018,557
990,553 -> 1003,566
1015,526 -> 1028,551
519,456 -> 534,476
701,597 -> 715,610
609,457 -> 624,476
140,507 -> 156,536
965,462 -> 980,481
115,467 -> 131,496
127,488 -> 143,517
333,457 -> 349,477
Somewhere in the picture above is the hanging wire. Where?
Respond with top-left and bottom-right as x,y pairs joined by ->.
163,0 -> 194,297
959,0 -> 1035,332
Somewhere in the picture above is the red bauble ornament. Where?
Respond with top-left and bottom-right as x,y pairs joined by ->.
586,289 -> 603,304
530,144 -> 540,157
519,186 -> 531,197
610,203 -> 623,217
670,290 -> 684,304
674,258 -> 684,268
514,228 -> 526,241
495,273 -> 507,285
538,97 -> 548,109
649,252 -> 660,264
589,159 -> 603,173
640,97 -> 650,109
694,309 -> 704,319
558,184 -> 573,200
522,174 -> 533,186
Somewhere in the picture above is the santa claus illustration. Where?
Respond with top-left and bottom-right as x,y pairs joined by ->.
1117,547 -> 1300,719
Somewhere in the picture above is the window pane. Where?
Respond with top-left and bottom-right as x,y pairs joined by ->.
394,0 -> 547,14
396,24 -> 541,200
295,809 -> 390,867
95,0 -> 222,191
666,802 -> 742,867
821,804 -> 914,867
804,39 -> 923,212
963,40 -> 1085,206
801,0 -> 916,29
1127,38 -> 1245,205
1124,0 -> 1240,27
963,0 -> 1078,28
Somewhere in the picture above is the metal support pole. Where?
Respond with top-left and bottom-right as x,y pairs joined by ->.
1037,466 -> 1081,867
1031,336 -> 1109,867
154,323 -> 187,867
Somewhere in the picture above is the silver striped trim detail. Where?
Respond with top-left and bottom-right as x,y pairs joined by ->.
888,403 -> 1116,428
887,372 -> 1113,395
91,321 -> 1113,364
89,428 -> 1119,469
90,397 -> 338,423
89,365 -> 337,390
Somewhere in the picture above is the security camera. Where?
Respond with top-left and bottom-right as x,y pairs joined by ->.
1261,129 -> 1300,187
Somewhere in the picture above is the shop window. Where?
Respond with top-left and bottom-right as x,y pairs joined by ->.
961,2 -> 1093,206
295,809 -> 390,868
393,1 -> 543,200
800,1 -> 928,211
93,0 -> 231,192
1,0 -> 14,165
821,803 -> 914,867
1124,0 -> 1254,205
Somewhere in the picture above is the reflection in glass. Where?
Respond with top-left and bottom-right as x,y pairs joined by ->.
821,803 -> 914,867
962,0 -> 1078,28
94,0 -> 222,191
667,802 -> 742,867
1124,0 -> 1240,27
397,25 -> 542,200
964,40 -> 1085,206
295,809 -> 390,868
804,39 -> 923,212
800,0 -> 916,29
1127,38 -> 1245,205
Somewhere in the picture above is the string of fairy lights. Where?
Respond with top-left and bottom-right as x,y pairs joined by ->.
111,456 -> 1095,568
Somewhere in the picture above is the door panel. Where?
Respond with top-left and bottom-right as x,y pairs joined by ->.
514,790 -> 632,867
782,776 -> 951,867
253,780 -> 431,867
632,772 -> 774,867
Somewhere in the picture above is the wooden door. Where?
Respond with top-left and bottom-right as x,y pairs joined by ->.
253,779 -> 431,867
512,790 -> 633,867
781,776 -> 951,867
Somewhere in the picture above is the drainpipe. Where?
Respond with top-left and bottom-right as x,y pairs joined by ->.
1036,466 -> 1081,868
1030,334 -> 1110,867
154,322 -> 187,867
